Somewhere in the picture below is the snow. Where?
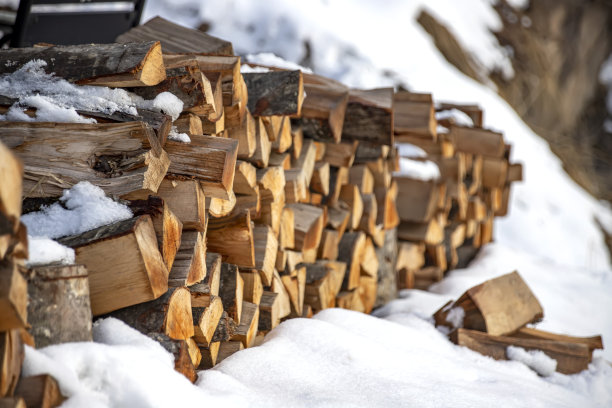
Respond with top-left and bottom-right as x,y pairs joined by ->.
26,237 -> 75,266
394,158 -> 440,181
22,182 -> 132,239
396,143 -> 427,159
245,53 -> 313,73
240,64 -> 271,74
436,108 -> 474,127
507,346 -> 557,377
168,126 -> 191,143
445,306 -> 465,329
137,91 -> 184,121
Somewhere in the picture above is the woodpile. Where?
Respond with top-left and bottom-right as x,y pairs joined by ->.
0,15 -> 533,393
393,93 -> 522,289
434,272 -> 603,374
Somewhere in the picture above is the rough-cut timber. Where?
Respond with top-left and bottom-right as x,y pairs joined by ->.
192,296 -> 223,347
0,261 -> 27,331
58,216 -> 169,316
243,70 -> 303,116
207,211 -> 255,268
0,121 -> 169,199
165,135 -> 238,200
24,264 -> 92,348
342,88 -> 394,145
0,330 -> 23,398
219,263 -> 244,324
337,231 -> 366,291
79,108 -> 172,145
156,179 -> 207,231
117,16 -> 234,55
298,83 -> 349,143
14,375 -> 65,408
394,92 -> 437,140
451,126 -> 505,158
168,230 -> 206,287
232,301 -> 260,348
0,42 -> 165,87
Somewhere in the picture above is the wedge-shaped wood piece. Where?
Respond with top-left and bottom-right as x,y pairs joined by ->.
14,375 -> 64,408
165,135 -> 238,200
0,397 -> 25,408
268,116 -> 293,153
279,206 -> 295,250
354,141 -> 390,163
394,91 -> 437,140
304,261 -> 346,312
168,231 -> 207,287
339,184 -> 363,230
434,271 -> 544,336
117,16 -> 233,55
198,341 -> 220,370
219,263 -> 244,325
0,142 -> 22,235
212,311 -> 237,343
323,141 -> 358,168
292,139 -> 317,184
270,270 -> 292,319
206,190 -> 237,218
286,203 -> 325,252
0,261 -> 27,331
232,301 -> 260,348
349,164 -> 374,194
192,296 -> 223,347
0,121 -> 169,199
359,275 -> 377,314
317,229 -> 340,260
129,196 -> 183,271
217,341 -> 244,363
156,179 -> 207,231
298,83 -> 349,143
284,169 -> 308,204
507,163 -> 523,182
394,177 -> 440,222
326,166 -> 349,206
374,181 -> 400,229
246,118 -> 271,168
258,291 -> 280,332
174,113 -> 203,136
326,205 -> 350,238
396,241 -> 425,272
148,333 -> 196,382
244,70 -> 303,116
228,111 -> 256,160
24,264 -> 92,348
58,216 -> 169,316
451,328 -> 592,375
240,271 -> 263,305
360,237 -> 379,278
207,211 -> 255,268
311,162 -> 330,196
0,330 -> 23,398
450,126 -> 505,158
482,157 -> 509,188
398,219 -> 443,245
337,231 -> 366,291
253,225 -> 278,287
336,289 -> 365,313
342,88 -> 393,145
233,161 -> 258,196
110,287 -> 194,340
185,337 -> 202,369
0,42 -> 165,87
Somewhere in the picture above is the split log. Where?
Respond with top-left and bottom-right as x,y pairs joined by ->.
246,118 -> 271,168
253,225 -> 278,286
311,162 -> 330,196
156,179 -> 207,231
233,161 -> 258,196
374,227 -> 398,308
258,291 -> 280,332
147,333 -> 196,382
211,311 -> 237,343
198,342 -> 220,369
270,270 -> 292,320
217,341 -> 244,364
396,242 -> 425,272
512,328 -> 603,354
240,271 -> 263,305
338,184 -> 363,230
395,177 -> 441,222
14,375 -> 64,408
394,92 -> 437,140
185,338 -> 202,369
322,141 -> 358,168
219,263 -> 244,324
0,261 -> 27,331
206,191 -> 237,218
0,143 -> 22,254
354,142 -> 390,163
450,126 -> 505,158
110,287 -> 194,340
358,275 -> 377,314
349,165 -> 374,194
0,122 -> 169,199
117,16 -> 234,55
0,397 -> 25,408
286,204 -> 325,253
0,330 -> 23,398
374,181 -> 400,229
243,70 -> 303,116
207,211 -> 255,268
433,271 -> 543,336
326,206 -> 350,238
228,112 -> 256,159
342,88 -> 393,145
192,296 -> 223,347
317,229 -> 340,260
397,219 -> 443,245
58,216 -> 169,316
482,157 -> 509,188
267,116 -> 292,153
0,42 -> 165,87
232,301 -> 260,348
292,139 -> 317,184
24,264 -> 92,348
337,231 -> 366,291
298,83 -> 349,143
164,135 -> 238,200
279,206 -> 295,250
359,237 -> 379,278
168,230 -> 206,287
326,166 -> 349,206
174,113 -> 203,136
304,261 -> 346,312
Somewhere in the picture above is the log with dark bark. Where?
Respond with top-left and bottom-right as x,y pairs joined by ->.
243,70 -> 303,117
13,375 -> 65,408
219,263 -> 244,324
0,42 -> 166,87
342,88 -> 393,146
297,83 -> 349,143
147,333 -> 197,382
168,230 -> 206,287
24,264 -> 92,348
211,311 -> 237,343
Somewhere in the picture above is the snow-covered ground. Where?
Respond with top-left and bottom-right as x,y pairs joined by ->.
14,0 -> 612,407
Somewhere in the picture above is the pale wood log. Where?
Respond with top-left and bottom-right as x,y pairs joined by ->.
217,341 -> 244,363
286,204 -> 324,252
165,135 -> 238,200
117,16 -> 233,55
311,162 -> 330,196
450,126 -> 505,158
270,270 -> 292,320
397,219 -> 443,245
201,111 -> 225,135
373,227 -> 398,308
342,88 -> 393,145
0,261 -> 27,331
0,42 -> 165,87
513,328 -> 603,353
275,250 -> 287,274
185,337 -> 202,369
284,169 -> 308,204
206,190 -> 237,218
349,164 -> 374,194
279,206 -> 295,250
232,301 -> 260,348
338,184 -> 363,230
168,230 -> 206,287
285,250 -> 304,276
0,142 -> 22,248
482,157 -> 509,188
58,216 -> 169,316
322,141 -> 358,168
156,179 -> 207,231
243,71 -> 303,116
24,264 -> 92,348
396,242 -> 425,272
317,229 -> 340,261
374,181 -> 400,229
394,92 -> 437,140
298,83 -> 349,143
219,263 -> 244,325
292,139 -> 317,184
268,116 -> 292,153
233,190 -> 259,218
207,211 -> 255,268
0,330 -> 23,398
360,237 -> 379,278
228,111 -> 256,159
358,275 -> 377,314
192,296 -> 223,347
174,113 -> 203,135
233,161 -> 258,195
326,205 -> 350,239
426,244 -> 447,271
359,193 -> 379,242
240,271 -> 263,305
292,128 -> 304,159
198,341 -> 220,369
451,328 -> 592,375
337,232 -> 365,291
304,261 -> 346,311
0,121 -> 169,199
257,166 -> 286,203
253,226 -> 278,287
326,166 -> 349,206
14,375 -> 64,408
246,117 -> 271,168
366,158 -> 392,189
147,333 -> 196,382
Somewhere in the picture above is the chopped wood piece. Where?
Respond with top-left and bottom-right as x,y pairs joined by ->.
398,219 -> 443,245
512,328 -> 603,353
270,270 -> 292,320
253,226 -> 278,286
212,311 -> 237,343
228,111 -> 256,159
0,330 -> 23,398
258,291 -> 280,331
337,231 -> 366,290
326,166 -> 349,206
279,206 -> 295,250
286,203 -> 325,252
148,333 -> 196,382
317,229 -> 340,260
185,337 -> 202,368
292,139 -> 317,184
451,328 -> 592,375
168,230 -> 206,287
0,261 -> 27,331
434,271 -> 544,336
156,179 -> 207,231
342,88 -> 393,145
482,157 -> 509,188
111,287 -> 194,340
394,177 -> 440,222
117,16 -> 234,55
354,142 -> 390,163
267,116 -> 293,153
322,141 -> 358,168
339,184 -> 363,230
240,271 -> 263,305
79,108 -> 172,145
396,242 -> 426,272
394,91 -> 437,140
298,83 -> 349,143
284,169 -> 308,204
374,181 -> 400,229
304,261 -> 346,311
14,375 -> 64,408
217,341 -> 244,363
219,263 -> 244,324
198,342 -> 220,369
451,126 -> 505,158
326,206 -> 350,238
358,193 -> 380,242
244,70 -> 304,116
207,211 -> 255,268
507,163 -> 523,182
311,162 -> 330,196
359,275 -> 377,314
232,301 -> 260,348
174,113 -> 203,136
206,190 -> 237,218
192,296 -> 223,347
0,121 -> 169,199
360,237 -> 379,278
233,161 -> 258,196
0,397 -> 25,408
349,165 -> 374,194
285,251 -> 305,275
58,216 -> 168,316
165,135 -> 238,200
0,42 -> 165,87
0,142 -> 22,239
24,264 -> 92,348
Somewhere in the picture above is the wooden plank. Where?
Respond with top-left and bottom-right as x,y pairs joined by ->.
0,42 -> 165,87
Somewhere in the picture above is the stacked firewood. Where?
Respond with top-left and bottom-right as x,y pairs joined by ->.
393,93 -> 522,289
